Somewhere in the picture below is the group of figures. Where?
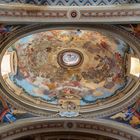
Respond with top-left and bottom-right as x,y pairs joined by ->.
0,23 -> 139,128
5,29 -> 133,117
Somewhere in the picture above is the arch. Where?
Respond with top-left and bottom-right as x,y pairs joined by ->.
0,118 -> 139,140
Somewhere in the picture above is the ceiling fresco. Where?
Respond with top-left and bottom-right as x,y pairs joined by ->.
0,0 -> 139,6
0,24 -> 25,42
108,98 -> 140,129
1,28 -> 138,117
0,0 -> 140,136
0,96 -> 16,123
120,24 -> 140,39
0,95 -> 37,125
0,24 -> 140,140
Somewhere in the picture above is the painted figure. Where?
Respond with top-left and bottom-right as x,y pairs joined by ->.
110,99 -> 140,128
121,24 -> 140,38
0,24 -> 11,34
0,96 -> 16,123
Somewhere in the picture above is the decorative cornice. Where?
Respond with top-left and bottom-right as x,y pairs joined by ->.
0,4 -> 140,23
0,118 -> 139,140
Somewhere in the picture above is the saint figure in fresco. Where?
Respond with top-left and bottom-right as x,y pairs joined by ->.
0,96 -> 16,123
111,99 -> 140,128
0,24 -> 11,34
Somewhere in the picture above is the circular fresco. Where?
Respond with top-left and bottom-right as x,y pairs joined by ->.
62,51 -> 79,65
0,26 -> 139,117
57,49 -> 84,68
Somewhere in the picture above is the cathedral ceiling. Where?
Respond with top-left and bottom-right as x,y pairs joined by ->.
0,2 -> 140,139
1,26 -> 139,117
0,24 -> 140,131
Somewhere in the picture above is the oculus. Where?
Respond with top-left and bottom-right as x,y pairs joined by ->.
57,49 -> 84,69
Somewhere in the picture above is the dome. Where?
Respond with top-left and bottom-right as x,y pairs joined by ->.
0,25 -> 140,117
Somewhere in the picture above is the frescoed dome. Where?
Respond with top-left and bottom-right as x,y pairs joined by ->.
0,26 -> 139,117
